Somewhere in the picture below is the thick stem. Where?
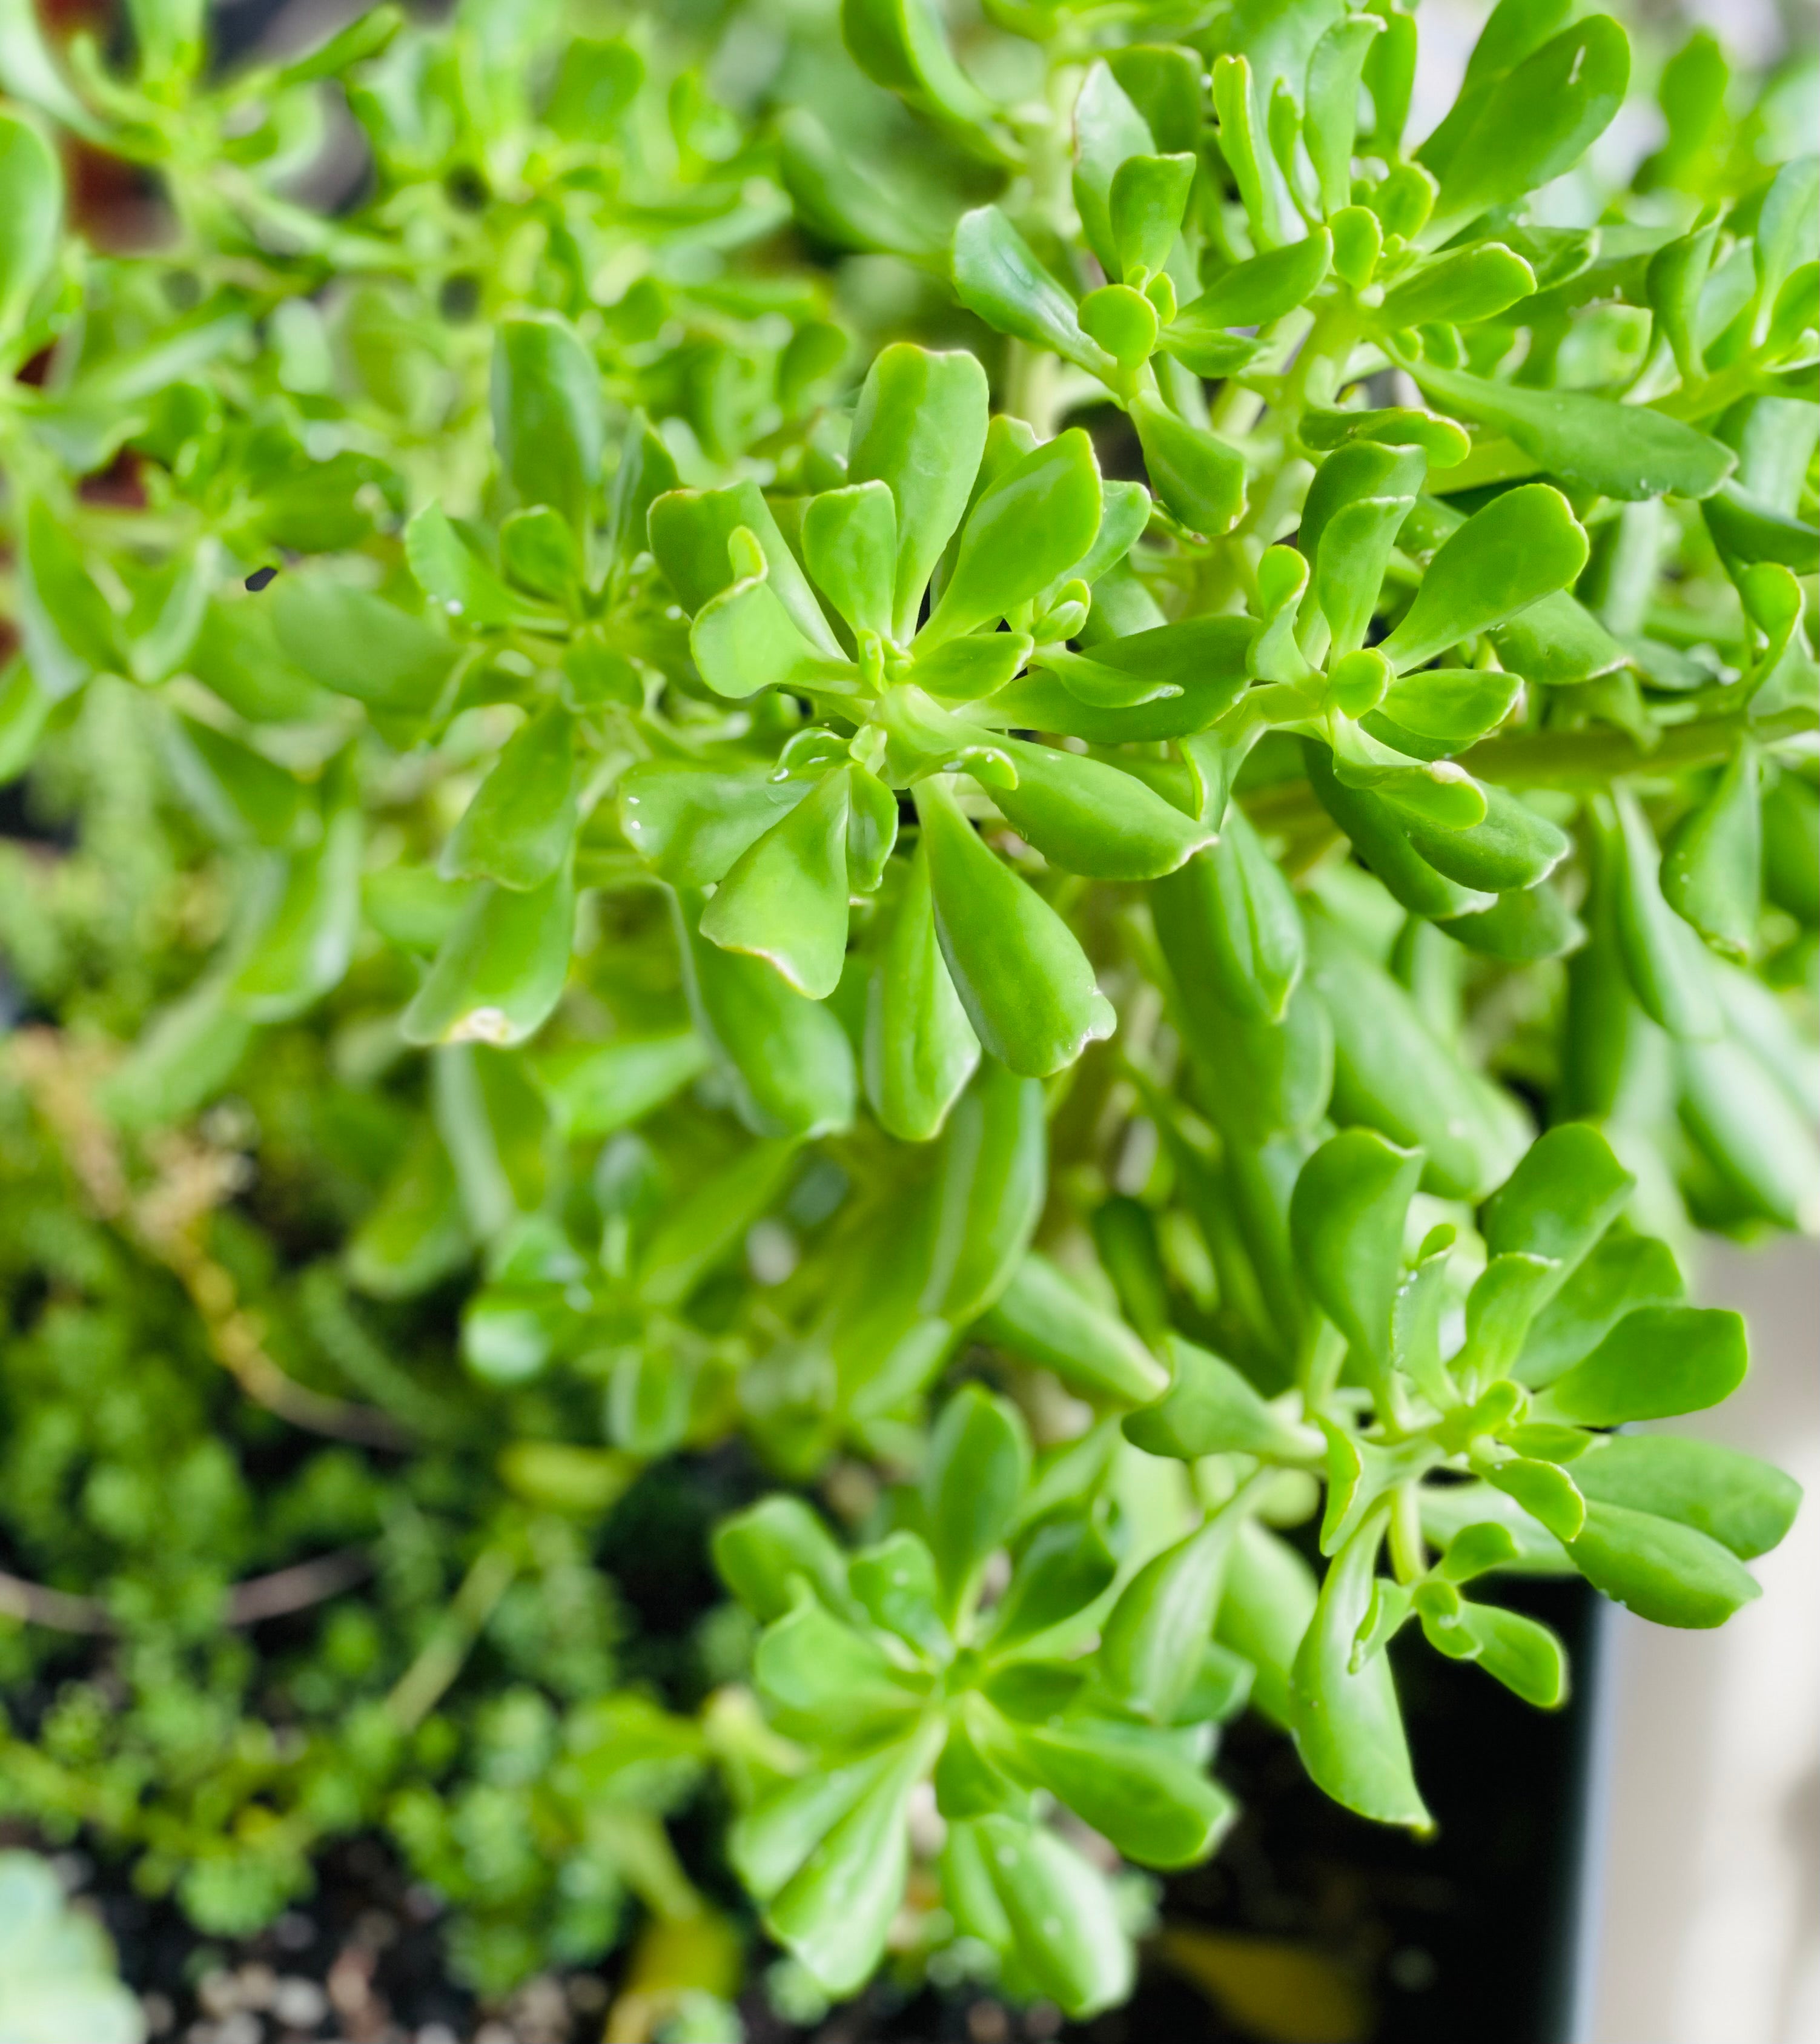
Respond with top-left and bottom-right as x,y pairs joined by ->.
1240,703 -> 1818,836
1458,702 -> 1818,790
1388,1483 -> 1428,1586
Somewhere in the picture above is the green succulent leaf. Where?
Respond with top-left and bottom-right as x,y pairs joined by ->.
1377,244 -> 1537,329
442,706 -> 578,891
1399,785 -> 1570,896
229,804 -> 364,1023
952,206 -> 1113,379
1607,790 -> 1725,1041
919,1059 -> 1048,1323
690,537 -> 853,701
916,775 -> 1116,1079
1567,1503 -> 1761,1629
842,0 -> 1007,151
0,111 -> 62,340
765,1727 -> 939,1994
755,1594 -> 930,1744
1425,15 -> 1630,237
1308,914 -> 1529,1201
1097,1507 -> 1242,1727
847,345 -> 991,641
402,855 -> 576,1048
979,1253 -> 1169,1406
1483,1122 -> 1634,1291
925,429 -> 1104,647
271,578 -> 454,723
1570,1435 -> 1801,1561
620,763 -> 810,888
1517,1232 -> 1686,1389
991,738 -> 1211,880
1072,61 -> 1157,277
922,1384 -> 1031,1621
961,1816 -> 1134,2017
1660,744 -> 1761,958
1305,18 -> 1382,215
491,313 -> 604,540
1416,1591 -> 1567,1707
715,1497 -> 855,1624
864,840 -> 981,1142
1132,395 -> 1248,538
1376,667 -> 1520,744
1000,1713 -> 1235,1868
1291,1512 -> 1431,1830
1532,1305 -> 1747,1426
1409,360 -> 1734,503
672,888 -> 857,1139
1378,485 -> 1590,673
1289,1131 -> 1423,1392
1155,807 -> 1305,1024
802,481 -> 897,640
700,769 -> 862,999
1110,150 -> 1196,286
1122,1336 -> 1321,1463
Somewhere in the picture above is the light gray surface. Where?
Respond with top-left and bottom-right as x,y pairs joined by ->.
1583,1238 -> 1820,2044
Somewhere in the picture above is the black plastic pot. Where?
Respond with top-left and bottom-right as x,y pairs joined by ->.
1062,1575 -> 1609,2044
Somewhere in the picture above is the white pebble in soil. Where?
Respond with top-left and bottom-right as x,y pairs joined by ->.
271,1977 -> 329,2029
197,1973 -> 242,2019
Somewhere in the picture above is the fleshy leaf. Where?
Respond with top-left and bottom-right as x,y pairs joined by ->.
402,856 -> 575,1048
1409,360 -> 1734,503
1291,1512 -> 1431,1830
917,775 -> 1116,1079
699,769 -> 855,999
864,841 -> 981,1142
925,430 -> 1104,647
442,705 -> 578,891
672,888 -> 856,1139
1533,1305 -> 1747,1426
1378,486 -> 1589,673
952,207 -> 1114,379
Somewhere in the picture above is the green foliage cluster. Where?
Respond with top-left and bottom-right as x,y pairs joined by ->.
0,0 -> 1813,2026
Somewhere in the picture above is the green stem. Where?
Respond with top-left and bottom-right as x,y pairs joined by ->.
1458,703 -> 1818,790
1654,360 -> 1770,425
1388,1483 -> 1427,1586
1240,703 -> 1818,835
1299,1316 -> 1349,1415
386,1546 -> 519,1730
1002,340 -> 1060,435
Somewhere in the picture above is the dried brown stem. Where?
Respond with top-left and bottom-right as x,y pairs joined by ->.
0,1547 -> 373,1635
0,1570 -> 114,1634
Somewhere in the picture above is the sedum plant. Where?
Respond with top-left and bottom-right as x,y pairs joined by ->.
0,0 -> 1814,2025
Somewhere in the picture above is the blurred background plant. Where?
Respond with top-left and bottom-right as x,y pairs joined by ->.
0,0 -> 1813,2039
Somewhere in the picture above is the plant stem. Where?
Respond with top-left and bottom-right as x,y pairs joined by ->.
1458,702 -> 1818,789
1241,703 -> 1818,836
386,1547 -> 520,1730
1389,1483 -> 1427,1586
0,1548 -> 372,1634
